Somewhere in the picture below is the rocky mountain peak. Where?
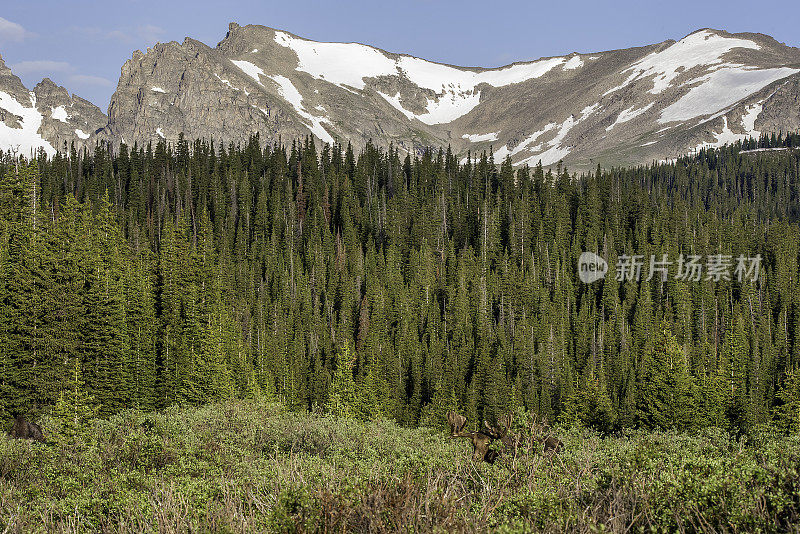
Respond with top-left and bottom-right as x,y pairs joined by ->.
2,25 -> 800,168
0,54 -> 11,74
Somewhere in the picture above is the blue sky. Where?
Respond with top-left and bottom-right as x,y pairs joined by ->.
2,0 -> 799,111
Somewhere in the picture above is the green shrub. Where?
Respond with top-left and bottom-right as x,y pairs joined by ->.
2,399 -> 800,532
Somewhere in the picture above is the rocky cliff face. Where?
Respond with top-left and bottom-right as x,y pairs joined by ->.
102,37 -> 292,147
2,26 -> 800,169
0,54 -> 57,157
33,78 -> 107,153
0,55 -> 106,157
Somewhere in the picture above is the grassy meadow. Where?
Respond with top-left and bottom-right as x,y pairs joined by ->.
2,400 -> 800,532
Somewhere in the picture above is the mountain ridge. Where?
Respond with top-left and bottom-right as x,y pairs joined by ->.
1,25 -> 800,169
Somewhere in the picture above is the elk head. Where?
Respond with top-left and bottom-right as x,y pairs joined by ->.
447,411 -> 497,463
482,412 -> 513,440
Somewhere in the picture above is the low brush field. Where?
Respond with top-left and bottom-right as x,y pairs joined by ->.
2,400 -> 800,533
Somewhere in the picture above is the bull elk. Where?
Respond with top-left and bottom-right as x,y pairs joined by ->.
482,413 -> 522,459
8,415 -> 45,443
447,410 -> 498,463
447,410 -> 562,463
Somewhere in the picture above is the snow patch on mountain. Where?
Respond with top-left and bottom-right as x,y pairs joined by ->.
605,30 -> 762,96
462,131 -> 499,142
156,127 -> 165,139
274,30 -> 570,123
231,59 -> 265,85
606,103 -> 654,131
395,54 -> 566,91
563,56 -> 583,70
494,123 -> 557,161
499,105 -> 599,166
265,74 -> 334,144
377,89 -> 483,125
516,116 -> 575,167
695,117 -> 743,150
215,74 -> 237,90
212,73 -> 250,95
695,102 -> 763,151
50,105 -> 69,123
658,66 -> 798,123
274,31 -> 395,90
74,129 -> 90,139
376,91 -> 417,120
741,101 -> 762,133
0,91 -> 55,157
151,86 -> 167,93
252,104 -> 270,117
417,90 -> 482,124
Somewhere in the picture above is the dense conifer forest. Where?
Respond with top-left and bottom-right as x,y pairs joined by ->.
3,133 -> 800,435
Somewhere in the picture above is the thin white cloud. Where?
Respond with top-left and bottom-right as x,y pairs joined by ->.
4,55 -> 113,90
68,26 -> 106,37
137,24 -> 165,43
68,74 -> 115,87
11,60 -> 74,75
105,29 -> 130,42
0,17 -> 27,43
68,24 -> 166,45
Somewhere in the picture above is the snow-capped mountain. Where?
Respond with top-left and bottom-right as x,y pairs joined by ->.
0,55 -> 105,157
3,25 -> 800,168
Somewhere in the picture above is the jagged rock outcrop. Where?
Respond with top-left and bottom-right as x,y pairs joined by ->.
34,78 -> 107,153
0,54 -> 56,157
0,54 -> 31,104
100,23 -> 447,153
102,36 -> 291,147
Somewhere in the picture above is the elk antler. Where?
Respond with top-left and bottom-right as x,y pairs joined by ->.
482,419 -> 501,439
447,410 -> 468,437
483,413 -> 513,439
448,411 -> 499,463
498,413 -> 513,435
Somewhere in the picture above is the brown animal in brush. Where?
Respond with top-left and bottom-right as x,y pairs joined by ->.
529,413 -> 563,454
447,411 -> 563,462
482,413 -> 521,458
9,415 -> 45,443
447,410 -> 501,464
